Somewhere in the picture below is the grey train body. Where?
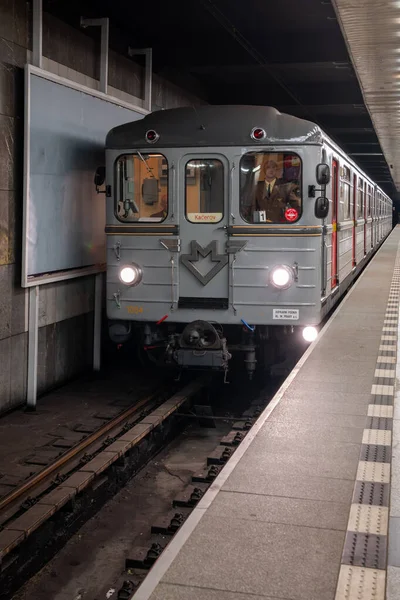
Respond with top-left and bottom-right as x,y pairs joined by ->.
103,106 -> 392,379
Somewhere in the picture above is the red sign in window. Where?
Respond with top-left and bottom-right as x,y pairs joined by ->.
285,207 -> 298,222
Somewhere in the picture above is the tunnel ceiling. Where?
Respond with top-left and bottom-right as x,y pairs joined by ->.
44,0 -> 397,201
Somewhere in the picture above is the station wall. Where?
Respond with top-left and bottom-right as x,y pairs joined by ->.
0,0 -> 205,413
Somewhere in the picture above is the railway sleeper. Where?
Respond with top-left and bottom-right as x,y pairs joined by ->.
125,542 -> 166,570
117,579 -> 137,599
151,510 -> 187,535
192,465 -> 221,483
219,430 -> 245,446
172,485 -> 207,508
242,406 -> 262,419
207,446 -> 234,465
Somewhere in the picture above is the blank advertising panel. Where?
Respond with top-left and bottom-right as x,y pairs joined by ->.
22,66 -> 145,286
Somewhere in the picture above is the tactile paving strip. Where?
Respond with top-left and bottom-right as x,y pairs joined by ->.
336,565 -> 386,600
352,482 -> 390,507
342,532 -> 387,570
359,444 -> 391,464
335,240 -> 400,599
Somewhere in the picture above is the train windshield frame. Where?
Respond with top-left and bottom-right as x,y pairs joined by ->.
114,153 -> 169,223
239,151 -> 302,224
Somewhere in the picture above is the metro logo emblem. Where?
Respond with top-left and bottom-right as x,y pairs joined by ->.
181,240 -> 228,286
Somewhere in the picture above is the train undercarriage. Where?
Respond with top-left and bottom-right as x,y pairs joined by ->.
108,319 -> 311,381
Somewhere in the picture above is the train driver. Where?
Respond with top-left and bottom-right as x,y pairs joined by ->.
252,158 -> 300,223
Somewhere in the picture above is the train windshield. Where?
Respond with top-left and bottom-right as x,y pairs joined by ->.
240,152 -> 302,224
115,153 -> 168,222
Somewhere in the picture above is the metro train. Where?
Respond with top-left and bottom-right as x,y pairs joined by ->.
96,105 -> 393,379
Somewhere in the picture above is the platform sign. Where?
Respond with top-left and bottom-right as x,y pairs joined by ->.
22,65 -> 146,287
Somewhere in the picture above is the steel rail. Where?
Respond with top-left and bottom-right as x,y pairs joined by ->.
0,389 -> 163,514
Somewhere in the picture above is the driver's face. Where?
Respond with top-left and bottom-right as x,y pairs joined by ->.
264,161 -> 278,181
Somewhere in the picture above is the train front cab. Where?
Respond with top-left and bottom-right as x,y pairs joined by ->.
104,141 -> 335,379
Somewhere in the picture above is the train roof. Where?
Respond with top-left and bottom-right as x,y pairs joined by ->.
105,105 -> 323,149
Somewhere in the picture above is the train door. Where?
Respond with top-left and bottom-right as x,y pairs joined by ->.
178,154 -> 229,306
376,194 -> 381,242
363,181 -> 367,256
371,187 -> 375,248
352,173 -> 357,268
331,158 -> 339,289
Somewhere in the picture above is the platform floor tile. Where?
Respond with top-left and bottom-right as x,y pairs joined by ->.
298,363 -> 382,383
149,584 -> 284,600
269,405 -> 368,428
223,467 -> 355,504
334,316 -> 386,329
388,516 -> 400,567
256,418 -> 364,447
387,566 -> 400,600
207,490 -> 349,532
220,430 -> 361,482
280,387 -> 370,407
162,514 -> 344,600
368,405 -> 393,418
285,377 -> 374,396
347,504 -> 388,536
393,400 -> 400,420
272,398 -> 369,418
335,565 -> 385,600
362,429 -> 392,446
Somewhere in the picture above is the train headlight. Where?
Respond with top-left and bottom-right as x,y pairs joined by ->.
119,264 -> 142,286
302,326 -> 318,343
270,265 -> 293,289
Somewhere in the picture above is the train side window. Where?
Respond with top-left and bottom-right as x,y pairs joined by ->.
240,152 -> 302,224
185,159 -> 224,224
114,153 -> 168,223
367,185 -> 372,217
342,166 -> 351,220
357,179 -> 364,218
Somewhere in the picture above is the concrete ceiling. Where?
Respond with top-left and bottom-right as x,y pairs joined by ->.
333,0 -> 400,192
44,0 -> 398,201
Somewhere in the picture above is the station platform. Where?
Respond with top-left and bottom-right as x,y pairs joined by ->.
133,226 -> 400,600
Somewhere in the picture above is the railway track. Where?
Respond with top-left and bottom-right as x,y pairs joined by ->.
9,372 -> 285,600
0,376 -> 210,600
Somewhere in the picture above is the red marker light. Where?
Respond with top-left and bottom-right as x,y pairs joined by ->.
251,127 -> 266,141
285,207 -> 298,222
145,129 -> 159,143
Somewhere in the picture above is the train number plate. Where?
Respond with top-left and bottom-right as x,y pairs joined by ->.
127,305 -> 143,314
273,309 -> 299,320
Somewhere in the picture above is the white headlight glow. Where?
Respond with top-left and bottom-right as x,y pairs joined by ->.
302,326 -> 318,343
119,264 -> 142,286
270,265 -> 293,289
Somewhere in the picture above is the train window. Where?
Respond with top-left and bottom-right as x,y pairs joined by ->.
341,166 -> 351,220
185,159 -> 224,223
367,186 -> 372,217
240,152 -> 302,224
114,153 -> 168,223
357,179 -> 364,218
